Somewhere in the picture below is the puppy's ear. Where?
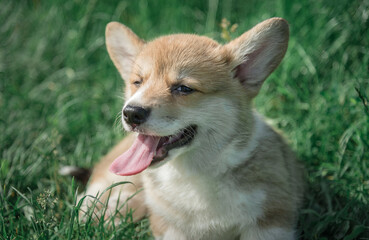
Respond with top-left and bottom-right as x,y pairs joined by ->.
105,22 -> 144,82
225,18 -> 289,98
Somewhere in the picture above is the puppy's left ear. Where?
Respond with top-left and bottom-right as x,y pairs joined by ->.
225,18 -> 289,98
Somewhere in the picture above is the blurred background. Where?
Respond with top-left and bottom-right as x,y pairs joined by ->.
1,0 -> 368,239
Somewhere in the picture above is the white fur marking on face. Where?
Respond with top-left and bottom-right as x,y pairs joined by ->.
124,84 -> 149,108
121,84 -> 149,130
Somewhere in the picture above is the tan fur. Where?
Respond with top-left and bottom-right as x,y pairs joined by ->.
81,18 -> 304,240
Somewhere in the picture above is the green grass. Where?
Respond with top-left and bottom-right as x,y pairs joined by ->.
1,0 -> 368,239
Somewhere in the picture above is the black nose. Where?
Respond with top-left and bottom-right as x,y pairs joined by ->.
123,105 -> 151,126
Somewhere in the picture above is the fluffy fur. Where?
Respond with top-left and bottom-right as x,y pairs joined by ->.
80,18 -> 304,240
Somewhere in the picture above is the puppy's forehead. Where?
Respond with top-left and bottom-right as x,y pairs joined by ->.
135,34 -> 227,77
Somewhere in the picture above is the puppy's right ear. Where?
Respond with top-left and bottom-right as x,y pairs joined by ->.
105,22 -> 144,81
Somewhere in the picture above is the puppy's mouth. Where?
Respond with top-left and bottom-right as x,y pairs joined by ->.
152,125 -> 197,164
109,125 -> 197,176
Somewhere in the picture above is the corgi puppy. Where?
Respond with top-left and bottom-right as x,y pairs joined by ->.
81,18 -> 304,240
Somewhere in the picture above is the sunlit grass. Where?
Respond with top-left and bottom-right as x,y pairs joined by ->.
1,0 -> 368,239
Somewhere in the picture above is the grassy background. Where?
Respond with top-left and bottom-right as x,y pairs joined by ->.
1,0 -> 368,239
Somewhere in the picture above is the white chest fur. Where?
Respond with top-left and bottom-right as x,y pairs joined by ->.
144,162 -> 266,239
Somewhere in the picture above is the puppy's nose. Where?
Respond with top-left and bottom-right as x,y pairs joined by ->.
123,105 -> 151,126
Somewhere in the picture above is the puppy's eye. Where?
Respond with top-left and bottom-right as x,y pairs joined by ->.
171,85 -> 194,95
132,78 -> 143,87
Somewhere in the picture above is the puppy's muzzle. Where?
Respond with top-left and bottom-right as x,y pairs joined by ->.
123,105 -> 151,127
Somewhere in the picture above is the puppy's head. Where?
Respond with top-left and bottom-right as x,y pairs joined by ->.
106,18 -> 289,175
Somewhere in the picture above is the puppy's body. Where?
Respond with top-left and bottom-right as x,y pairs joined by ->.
81,18 -> 304,240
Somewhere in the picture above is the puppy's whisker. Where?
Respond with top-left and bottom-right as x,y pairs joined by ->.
113,111 -> 125,131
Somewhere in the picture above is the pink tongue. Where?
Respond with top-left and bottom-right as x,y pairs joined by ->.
109,134 -> 161,176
